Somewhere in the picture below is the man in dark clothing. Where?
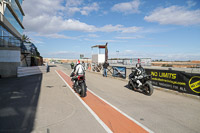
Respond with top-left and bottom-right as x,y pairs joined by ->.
103,61 -> 109,77
70,62 -> 74,69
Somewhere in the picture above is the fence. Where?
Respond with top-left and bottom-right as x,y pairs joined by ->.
108,58 -> 151,66
145,69 -> 200,96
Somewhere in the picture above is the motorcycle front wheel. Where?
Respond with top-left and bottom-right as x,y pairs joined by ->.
128,81 -> 133,90
80,82 -> 87,97
144,82 -> 154,96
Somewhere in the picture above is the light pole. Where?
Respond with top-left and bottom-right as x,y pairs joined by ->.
116,50 -> 119,64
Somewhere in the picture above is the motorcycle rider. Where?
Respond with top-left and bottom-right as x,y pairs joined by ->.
71,60 -> 85,89
70,61 -> 74,69
135,63 -> 145,88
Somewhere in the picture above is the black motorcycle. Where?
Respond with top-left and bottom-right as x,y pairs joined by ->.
70,73 -> 87,97
128,69 -> 154,96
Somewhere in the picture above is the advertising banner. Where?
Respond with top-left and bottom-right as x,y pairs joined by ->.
145,69 -> 200,96
112,66 -> 126,79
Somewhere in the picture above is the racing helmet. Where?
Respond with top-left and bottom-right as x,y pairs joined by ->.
136,63 -> 141,68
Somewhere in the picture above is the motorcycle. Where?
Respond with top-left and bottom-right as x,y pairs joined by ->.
128,69 -> 154,96
70,73 -> 87,97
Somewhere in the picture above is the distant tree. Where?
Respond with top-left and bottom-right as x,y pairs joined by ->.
22,34 -> 31,43
35,47 -> 40,57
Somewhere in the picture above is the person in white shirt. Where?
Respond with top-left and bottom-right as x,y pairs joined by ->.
74,60 -> 85,75
71,60 -> 85,88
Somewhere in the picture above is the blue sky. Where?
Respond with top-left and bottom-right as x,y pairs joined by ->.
22,0 -> 200,61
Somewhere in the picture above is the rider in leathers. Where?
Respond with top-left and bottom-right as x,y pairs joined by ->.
135,63 -> 145,88
71,60 -> 85,88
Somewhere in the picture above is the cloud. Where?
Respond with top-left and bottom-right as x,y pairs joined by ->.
111,0 -> 140,14
99,25 -> 142,33
80,2 -> 99,15
22,0 -> 64,17
144,5 -> 200,26
65,0 -> 99,16
88,34 -> 99,38
24,14 -> 141,34
37,33 -> 76,39
65,7 -> 81,15
23,14 -> 96,34
115,36 -> 143,39
22,0 -> 142,38
31,40 -> 44,44
66,0 -> 83,7
187,0 -> 196,8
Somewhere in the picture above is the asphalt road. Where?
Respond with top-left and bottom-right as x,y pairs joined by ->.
61,64 -> 200,133
0,64 -> 199,133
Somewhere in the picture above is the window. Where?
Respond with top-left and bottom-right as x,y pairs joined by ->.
11,0 -> 23,22
4,6 -> 23,34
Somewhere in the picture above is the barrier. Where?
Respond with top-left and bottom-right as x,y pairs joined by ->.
108,58 -> 151,66
85,62 -> 200,96
112,66 -> 126,79
145,69 -> 200,96
17,66 -> 47,77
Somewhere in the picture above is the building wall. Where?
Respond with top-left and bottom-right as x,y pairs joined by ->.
0,2 -> 3,14
0,62 -> 20,77
4,6 -> 23,34
0,0 -> 24,78
20,53 -> 31,67
92,54 -> 105,64
0,47 -> 20,77
0,49 -> 20,62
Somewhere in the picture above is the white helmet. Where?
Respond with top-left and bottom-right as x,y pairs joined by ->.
136,63 -> 141,68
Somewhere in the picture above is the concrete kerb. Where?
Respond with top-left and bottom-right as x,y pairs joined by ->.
86,70 -> 200,100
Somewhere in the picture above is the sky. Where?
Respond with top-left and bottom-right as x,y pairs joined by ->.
22,0 -> 200,61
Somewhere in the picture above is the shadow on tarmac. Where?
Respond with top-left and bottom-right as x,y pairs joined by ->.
124,84 -> 146,95
0,74 -> 42,133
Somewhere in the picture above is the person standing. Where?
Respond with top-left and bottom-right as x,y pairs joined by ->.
70,62 -> 74,69
82,61 -> 85,70
103,61 -> 109,77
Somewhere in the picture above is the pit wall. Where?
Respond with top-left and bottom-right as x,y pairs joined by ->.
88,65 -> 200,97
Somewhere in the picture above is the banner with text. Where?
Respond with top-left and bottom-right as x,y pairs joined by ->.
145,69 -> 200,96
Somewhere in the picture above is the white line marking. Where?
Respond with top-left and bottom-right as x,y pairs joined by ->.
88,89 -> 153,133
56,70 -> 154,133
55,70 -> 113,133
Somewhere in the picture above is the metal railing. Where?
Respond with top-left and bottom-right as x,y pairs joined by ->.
0,36 -> 22,47
108,58 -> 152,66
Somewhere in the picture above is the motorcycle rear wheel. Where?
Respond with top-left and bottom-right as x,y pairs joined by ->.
80,82 -> 87,97
144,82 -> 153,96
